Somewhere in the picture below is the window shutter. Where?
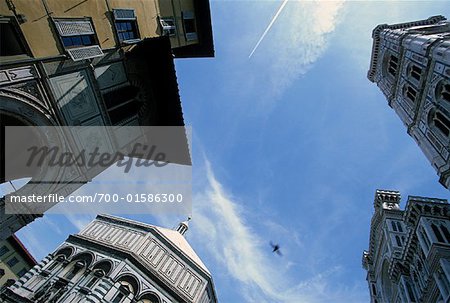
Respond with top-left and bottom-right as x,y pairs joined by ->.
182,11 -> 197,41
67,45 -> 104,61
55,20 -> 95,36
113,9 -> 136,20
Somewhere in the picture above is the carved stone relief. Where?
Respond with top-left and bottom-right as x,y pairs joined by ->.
49,70 -> 101,125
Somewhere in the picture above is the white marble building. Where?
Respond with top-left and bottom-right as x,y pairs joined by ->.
0,215 -> 217,303
368,16 -> 450,188
363,190 -> 450,302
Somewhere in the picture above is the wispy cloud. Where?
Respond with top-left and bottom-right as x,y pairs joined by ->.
189,158 -> 366,303
241,0 -> 346,100
264,0 -> 345,97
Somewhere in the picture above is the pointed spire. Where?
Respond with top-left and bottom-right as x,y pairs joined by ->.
176,217 -> 191,236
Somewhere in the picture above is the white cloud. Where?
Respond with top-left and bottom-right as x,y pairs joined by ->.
189,158 -> 366,303
244,0 -> 346,100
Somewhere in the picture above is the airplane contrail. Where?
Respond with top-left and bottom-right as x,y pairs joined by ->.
248,0 -> 289,59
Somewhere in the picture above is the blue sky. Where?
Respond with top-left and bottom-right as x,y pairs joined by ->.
5,1 -> 450,302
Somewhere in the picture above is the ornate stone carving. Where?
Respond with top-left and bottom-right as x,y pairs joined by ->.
49,70 -> 101,124
0,66 -> 38,86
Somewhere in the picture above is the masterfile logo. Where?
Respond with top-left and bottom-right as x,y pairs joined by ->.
2,126 -> 192,215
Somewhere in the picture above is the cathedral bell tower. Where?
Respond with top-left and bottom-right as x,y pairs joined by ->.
368,15 -> 450,188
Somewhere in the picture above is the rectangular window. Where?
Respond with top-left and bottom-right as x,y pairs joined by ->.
17,268 -> 28,277
397,222 -> 403,233
395,235 -> 403,247
182,11 -> 197,41
0,245 -> 10,257
54,19 -> 103,61
0,19 -> 27,56
62,35 -> 95,48
418,225 -> 431,253
391,221 -> 398,232
7,256 -> 19,267
115,21 -> 138,42
102,85 -> 139,125
113,9 -> 140,44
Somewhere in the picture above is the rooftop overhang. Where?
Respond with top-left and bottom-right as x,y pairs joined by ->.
124,36 -> 191,166
7,234 -> 37,267
124,36 -> 185,126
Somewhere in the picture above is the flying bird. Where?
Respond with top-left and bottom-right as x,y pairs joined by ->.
270,241 -> 282,256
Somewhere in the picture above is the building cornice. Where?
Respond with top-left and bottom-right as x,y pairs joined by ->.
403,196 -> 449,228
367,15 -> 446,82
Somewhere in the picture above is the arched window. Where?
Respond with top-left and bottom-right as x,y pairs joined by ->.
65,260 -> 86,281
435,80 -> 450,104
54,247 -> 74,259
432,223 -> 445,243
431,110 -> 450,137
388,54 -> 399,77
85,268 -> 105,289
442,83 -> 450,103
436,112 -> 450,136
92,260 -> 112,276
409,64 -> 422,82
403,85 -> 417,105
113,275 -> 139,302
63,252 -> 93,282
49,247 -> 73,271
